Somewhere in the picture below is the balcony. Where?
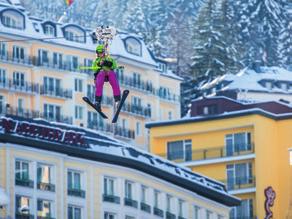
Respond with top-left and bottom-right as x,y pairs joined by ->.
122,102 -> 151,118
67,188 -> 86,198
117,73 -> 155,94
4,107 -> 73,124
37,182 -> 55,192
230,217 -> 257,219
124,197 -> 138,208
102,194 -> 120,204
15,213 -> 34,219
159,143 -> 255,163
40,86 -> 73,99
87,121 -> 135,139
178,217 -> 187,219
0,79 -> 39,94
140,202 -> 151,213
153,207 -> 164,218
15,178 -> 34,188
221,176 -> 256,191
166,211 -> 176,219
0,51 -> 33,66
157,88 -> 180,103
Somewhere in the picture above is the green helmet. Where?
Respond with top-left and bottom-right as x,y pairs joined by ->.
96,44 -> 105,53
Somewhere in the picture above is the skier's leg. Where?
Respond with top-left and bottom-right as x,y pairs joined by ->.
108,70 -> 121,102
95,71 -> 106,110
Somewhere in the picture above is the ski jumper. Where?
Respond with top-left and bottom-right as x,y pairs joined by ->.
92,54 -> 121,102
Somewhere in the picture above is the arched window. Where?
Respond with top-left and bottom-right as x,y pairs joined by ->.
43,24 -> 56,36
1,9 -> 25,30
125,37 -> 142,56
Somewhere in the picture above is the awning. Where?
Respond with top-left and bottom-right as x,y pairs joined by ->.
0,187 -> 9,206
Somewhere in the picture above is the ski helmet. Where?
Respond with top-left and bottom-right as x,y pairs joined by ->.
96,44 -> 105,53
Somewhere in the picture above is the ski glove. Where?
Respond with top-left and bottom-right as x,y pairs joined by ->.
101,60 -> 113,68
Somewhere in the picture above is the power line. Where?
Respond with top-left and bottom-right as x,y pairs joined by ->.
0,25 -> 195,43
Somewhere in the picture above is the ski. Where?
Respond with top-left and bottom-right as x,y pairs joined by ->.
82,96 -> 108,119
112,90 -> 129,123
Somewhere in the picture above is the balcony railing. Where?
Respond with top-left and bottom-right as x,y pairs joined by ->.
178,216 -> 187,219
153,207 -> 164,218
124,197 -> 138,208
4,106 -> 73,124
103,194 -> 120,204
15,178 -> 34,188
37,182 -> 55,192
166,211 -> 176,219
0,51 -> 33,65
40,86 -> 73,99
0,79 -> 39,94
221,176 -> 256,191
230,217 -> 257,219
121,102 -> 151,118
87,121 -> 135,139
68,188 -> 86,198
158,143 -> 255,163
15,213 -> 34,219
140,202 -> 151,213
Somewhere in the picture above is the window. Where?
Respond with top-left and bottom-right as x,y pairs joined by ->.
43,77 -> 61,95
75,79 -> 83,92
72,56 -> 79,69
193,205 -> 200,219
104,177 -> 115,196
168,111 -> 172,120
125,216 -> 135,219
230,199 -> 253,218
37,163 -> 52,184
178,199 -> 185,217
206,210 -> 213,219
136,122 -> 141,136
0,96 -> 4,114
53,52 -> 63,68
104,212 -> 116,219
68,170 -> 81,190
280,82 -> 289,90
0,68 -> 6,85
166,194 -> 172,212
15,195 -> 30,214
167,140 -> 192,161
225,132 -> 252,156
88,111 -> 104,127
64,27 -> 85,43
17,98 -> 24,114
75,106 -> 83,120
121,119 -> 128,130
141,185 -> 147,203
44,104 -> 61,121
133,72 -> 141,85
0,42 -> 7,57
202,104 -> 218,115
13,72 -> 25,87
158,63 -> 166,72
125,180 -> 133,199
125,38 -> 142,56
13,46 -> 25,60
68,205 -> 82,219
44,24 -> 55,36
218,215 -> 224,219
2,11 -> 24,29
15,160 -> 29,180
37,199 -> 53,218
227,162 -> 253,190
131,96 -> 141,107
38,49 -> 49,64
154,190 -> 160,208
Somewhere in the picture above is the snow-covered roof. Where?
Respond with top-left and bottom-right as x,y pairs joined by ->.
200,67 -> 292,94
0,3 -> 157,68
0,116 -> 239,206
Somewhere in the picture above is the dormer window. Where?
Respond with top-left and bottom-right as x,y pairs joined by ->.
280,82 -> 289,91
44,24 -> 55,36
125,37 -> 142,56
1,10 -> 25,30
63,25 -> 85,43
265,81 -> 273,89
158,63 -> 166,73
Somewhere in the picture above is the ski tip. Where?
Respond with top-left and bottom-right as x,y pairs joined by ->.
124,90 -> 130,94
82,96 -> 89,101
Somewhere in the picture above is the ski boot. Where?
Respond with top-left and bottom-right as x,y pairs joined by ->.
114,95 -> 121,112
94,96 -> 102,112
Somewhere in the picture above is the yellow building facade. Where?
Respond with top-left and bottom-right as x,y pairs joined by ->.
147,97 -> 292,218
0,1 -> 181,150
0,115 -> 239,219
